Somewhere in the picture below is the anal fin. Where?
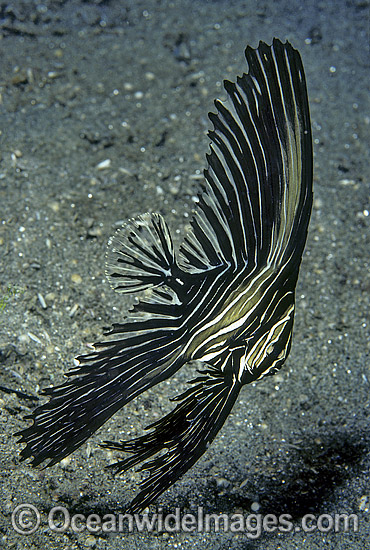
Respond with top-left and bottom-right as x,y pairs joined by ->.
102,366 -> 241,512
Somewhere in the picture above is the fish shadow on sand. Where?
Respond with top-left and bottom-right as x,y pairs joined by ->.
228,425 -> 367,519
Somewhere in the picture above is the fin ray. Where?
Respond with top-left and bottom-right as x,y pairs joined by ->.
103,367 -> 241,512
179,39 -> 312,276
106,213 -> 175,293
17,290 -> 186,467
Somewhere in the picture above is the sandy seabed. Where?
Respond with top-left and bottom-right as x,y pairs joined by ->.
0,0 -> 369,548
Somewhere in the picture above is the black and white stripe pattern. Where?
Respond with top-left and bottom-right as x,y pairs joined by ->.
17,39 -> 312,512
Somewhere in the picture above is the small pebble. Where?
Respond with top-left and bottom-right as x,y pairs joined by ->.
118,167 -> 133,176
96,159 -> 111,170
60,457 -> 71,469
251,501 -> 260,512
84,535 -> 97,547
49,201 -> 60,213
18,333 -> 30,344
239,478 -> 248,489
313,198 -> 323,209
37,293 -> 47,309
359,495 -> 369,512
215,477 -> 231,490
86,443 -> 92,459
71,273 -> 82,284
69,303 -> 79,317
27,332 -> 42,345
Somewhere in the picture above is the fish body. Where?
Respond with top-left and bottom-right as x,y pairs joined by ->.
17,38 -> 313,512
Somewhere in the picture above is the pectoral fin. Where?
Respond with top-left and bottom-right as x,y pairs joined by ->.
106,212 -> 176,294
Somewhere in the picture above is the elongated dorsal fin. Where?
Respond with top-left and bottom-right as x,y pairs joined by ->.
179,38 -> 312,277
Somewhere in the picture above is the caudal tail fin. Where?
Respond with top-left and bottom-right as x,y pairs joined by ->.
102,366 -> 241,512
105,212 -> 176,293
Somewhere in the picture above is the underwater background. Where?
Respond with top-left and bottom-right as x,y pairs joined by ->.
0,0 -> 369,548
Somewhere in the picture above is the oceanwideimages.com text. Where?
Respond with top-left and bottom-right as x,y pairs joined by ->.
11,504 -> 359,537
